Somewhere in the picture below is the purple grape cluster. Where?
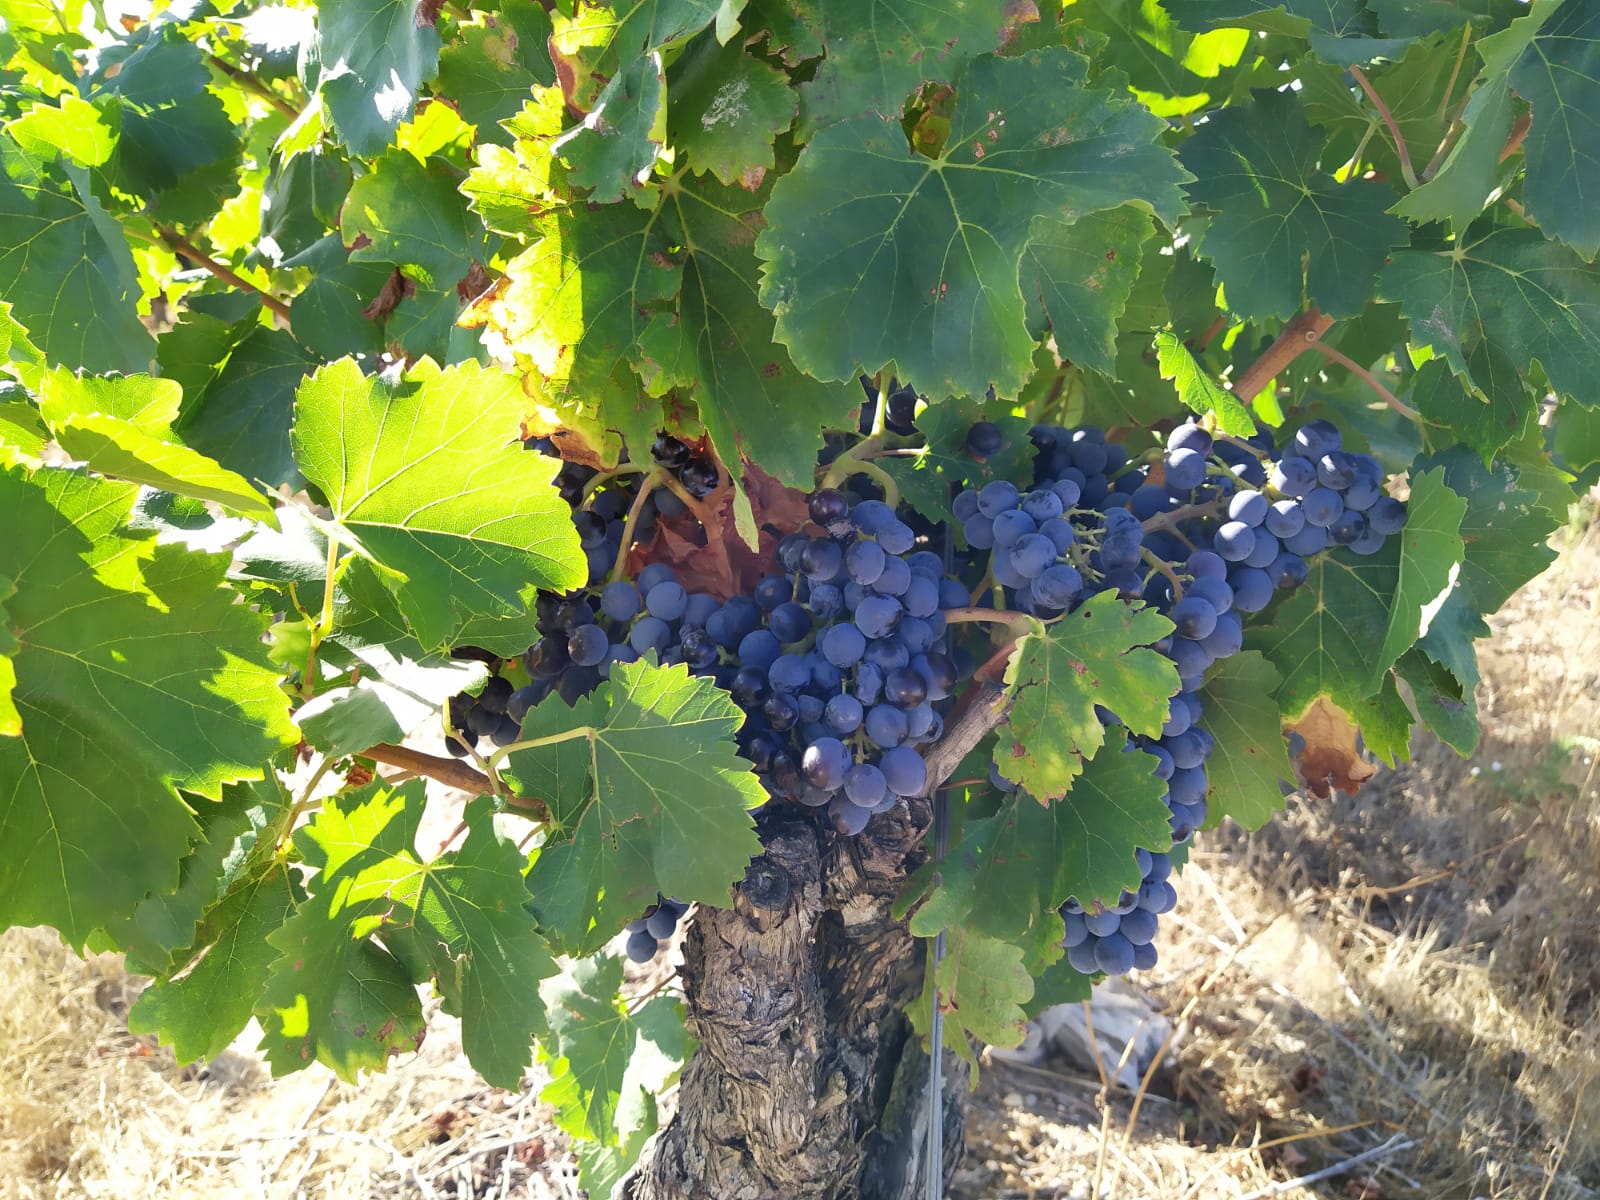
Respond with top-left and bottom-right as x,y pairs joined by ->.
957,417 -> 1409,977
726,488 -> 974,834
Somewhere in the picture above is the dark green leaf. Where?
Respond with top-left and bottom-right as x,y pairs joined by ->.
1507,1 -> 1600,259
1021,207 -> 1152,376
342,148 -> 493,293
1180,87 -> 1409,320
0,158 -> 154,373
1250,468 -> 1465,718
1198,651 -> 1294,830
315,0 -> 442,156
909,734 -> 1172,946
1411,354 -> 1532,463
1416,444 -> 1561,613
1162,0 -> 1413,64
1396,648 -> 1479,753
666,28 -> 798,187
435,0 -> 556,144
177,327 -> 319,492
790,0 -> 1008,132
88,24 -> 240,207
1381,227 -> 1600,406
758,47 -> 1191,398
128,859 -> 299,1063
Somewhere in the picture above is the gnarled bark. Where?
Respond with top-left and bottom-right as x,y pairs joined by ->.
618,803 -> 962,1200
619,684 -> 1008,1200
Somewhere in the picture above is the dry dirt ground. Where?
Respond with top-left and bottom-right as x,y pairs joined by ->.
3,512 -> 1598,1200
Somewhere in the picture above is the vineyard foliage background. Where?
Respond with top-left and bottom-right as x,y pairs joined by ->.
1,0 -> 1598,1189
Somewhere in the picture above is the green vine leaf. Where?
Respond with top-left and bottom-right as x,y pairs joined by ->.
540,954 -> 693,1144
435,0 -> 557,145
87,23 -> 240,212
1155,332 -> 1257,436
262,786 -> 556,1086
36,368 -> 279,525
1021,207 -> 1152,377
1249,468 -> 1465,719
1197,651 -> 1295,830
290,358 -> 586,650
996,591 -> 1179,799
788,0 -> 1009,133
1162,0 -> 1413,64
314,0 -> 442,157
1507,1 -> 1600,259
1381,227 -> 1600,406
4,94 -> 116,168
479,170 -> 861,489
514,658 -> 765,955
908,732 -> 1172,946
666,28 -> 799,187
0,159 -> 155,374
128,857 -> 301,1063
0,469 -> 295,945
757,47 -> 1191,399
1180,87 -> 1409,320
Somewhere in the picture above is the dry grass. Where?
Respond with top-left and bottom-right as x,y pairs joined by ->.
0,929 -> 582,1200
4,513 -> 1598,1200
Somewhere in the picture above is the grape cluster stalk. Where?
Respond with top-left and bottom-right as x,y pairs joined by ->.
436,400 -> 1407,980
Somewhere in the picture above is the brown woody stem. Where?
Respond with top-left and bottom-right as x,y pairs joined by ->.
157,228 -> 293,325
1229,309 -> 1334,404
364,743 -> 551,821
1305,339 -> 1422,423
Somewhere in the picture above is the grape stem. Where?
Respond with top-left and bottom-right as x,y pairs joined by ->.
1305,339 -> 1423,423
206,53 -> 301,120
298,534 -> 343,698
278,755 -> 336,854
363,742 -> 552,821
1141,548 -> 1186,600
1141,496 -> 1224,535
485,725 -> 596,771
820,433 -> 902,507
134,226 -> 295,326
1349,66 -> 1419,189
1230,308 -> 1334,403
610,468 -> 662,583
583,461 -> 647,502
941,607 -> 1039,637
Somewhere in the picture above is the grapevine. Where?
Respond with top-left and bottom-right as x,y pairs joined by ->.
1,1 -> 1597,1196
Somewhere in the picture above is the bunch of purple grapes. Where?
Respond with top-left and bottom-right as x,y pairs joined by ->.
717,487 -> 975,834
956,417 -> 1408,977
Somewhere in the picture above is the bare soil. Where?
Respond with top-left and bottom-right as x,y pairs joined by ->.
4,514 -> 1598,1200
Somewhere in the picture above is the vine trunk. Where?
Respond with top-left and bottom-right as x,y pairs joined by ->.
619,803 -> 965,1200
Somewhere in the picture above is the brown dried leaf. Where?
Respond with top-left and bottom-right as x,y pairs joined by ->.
361,268 -> 413,321
1286,697 -> 1376,798
456,260 -> 492,303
